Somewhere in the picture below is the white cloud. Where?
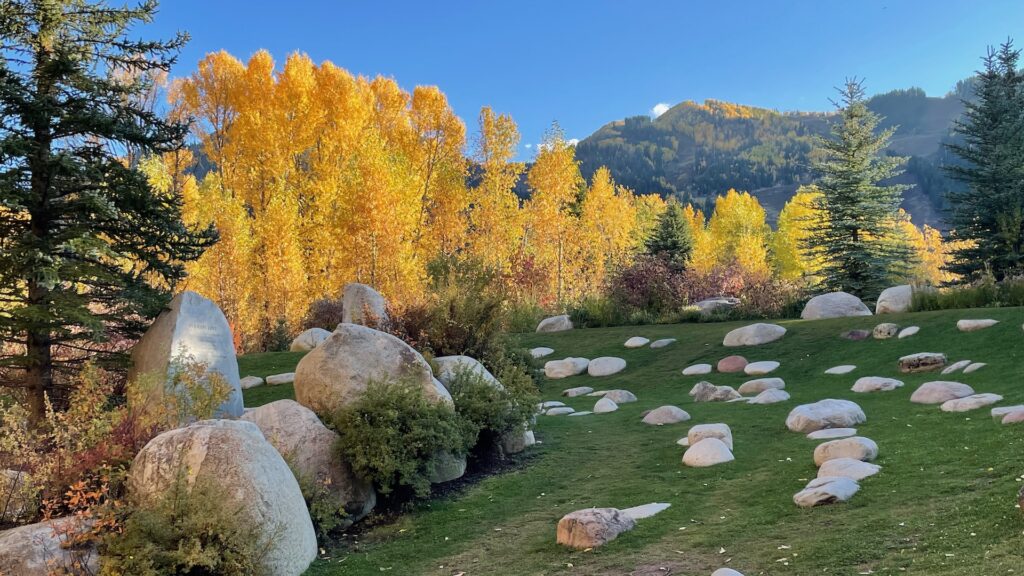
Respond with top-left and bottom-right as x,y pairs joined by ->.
535,137 -> 579,152
524,143 -> 533,149
651,102 -> 672,118
567,138 -> 580,146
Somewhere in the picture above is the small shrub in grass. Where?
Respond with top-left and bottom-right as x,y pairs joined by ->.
332,380 -> 472,499
447,363 -> 538,460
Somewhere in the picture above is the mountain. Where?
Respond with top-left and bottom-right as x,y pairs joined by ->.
574,86 -> 970,227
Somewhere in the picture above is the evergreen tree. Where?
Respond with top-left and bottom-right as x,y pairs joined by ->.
944,41 -> 1024,280
645,198 -> 693,268
0,0 -> 216,422
804,80 -> 913,298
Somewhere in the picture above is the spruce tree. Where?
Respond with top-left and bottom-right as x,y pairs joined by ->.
804,80 -> 913,298
0,0 -> 216,422
944,41 -> 1024,280
645,198 -> 693,268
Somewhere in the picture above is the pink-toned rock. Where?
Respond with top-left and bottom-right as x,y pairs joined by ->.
909,381 -> 975,404
717,355 -> 748,373
1002,409 -> 1024,424
556,508 -> 635,549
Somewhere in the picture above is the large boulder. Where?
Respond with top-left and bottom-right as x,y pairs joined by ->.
294,323 -> 451,416
128,420 -> 316,576
688,423 -> 733,449
876,285 -> 913,314
588,357 -> 627,377
723,323 -> 786,346
289,327 -> 331,352
641,405 -> 690,425
433,355 -> 502,390
426,452 -> 467,484
898,352 -> 947,373
544,357 -> 590,379
556,508 -> 635,549
129,290 -> 243,417
682,438 -> 735,467
910,381 -> 975,404
801,291 -> 872,320
593,397 -> 619,413
786,399 -> 866,433
694,296 -> 741,317
624,336 -> 650,348
341,283 -> 389,327
537,314 -> 573,333
0,516 -> 97,575
241,400 -> 375,527
813,436 -> 879,466
717,355 -> 748,373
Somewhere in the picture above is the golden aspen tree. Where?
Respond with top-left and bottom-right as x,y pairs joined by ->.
707,189 -> 771,276
579,167 -> 640,287
772,185 -> 825,280
683,204 -> 716,274
468,107 -> 525,273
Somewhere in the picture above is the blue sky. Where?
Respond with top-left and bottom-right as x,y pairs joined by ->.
145,0 -> 1024,158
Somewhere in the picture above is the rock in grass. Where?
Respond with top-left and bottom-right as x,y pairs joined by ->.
851,376 -> 903,393
568,411 -> 593,417
807,428 -> 857,440
744,360 -> 780,375
594,398 -> 619,413
992,405 -> 1024,422
801,291 -> 872,320
546,407 -> 575,416
723,323 -> 786,346
825,365 -> 856,375
289,327 -> 331,352
786,399 -> 866,433
266,372 -> 295,386
650,338 -> 677,349
876,284 -> 913,314
537,314 -> 573,333
688,423 -> 733,449
963,362 -> 986,374
712,569 -> 746,576
717,355 -> 748,373
841,329 -> 871,341
813,436 -> 878,466
1001,409 -> 1024,424
642,406 -> 690,425
747,388 -> 790,404
624,336 -> 650,348
738,377 -> 784,395
619,502 -> 671,520
530,347 -> 555,359
898,326 -> 920,338
941,359 -> 972,375
544,357 -> 590,379
940,393 -> 1003,413
957,319 -> 998,332
910,381 -> 975,404
898,352 -> 947,373
603,389 -> 637,403
240,375 -> 264,389
689,381 -> 741,402
682,363 -> 713,376
562,386 -> 594,397
793,476 -> 860,508
588,357 -> 627,377
818,458 -> 881,480
872,323 -> 900,339
682,438 -> 735,467
556,507 -> 635,549
540,400 -> 565,409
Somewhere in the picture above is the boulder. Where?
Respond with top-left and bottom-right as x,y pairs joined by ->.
289,327 -> 331,352
818,458 -> 881,480
341,283 -> 388,327
594,398 -> 619,413
898,352 -> 947,373
723,323 -> 786,346
545,357 -> 590,379
694,296 -> 741,316
624,336 -> 650,348
941,359 -> 972,375
940,393 -> 1003,413
556,508 -> 635,549
294,323 -> 450,416
434,355 -> 501,389
786,399 -> 866,433
801,291 -> 872,320
266,372 -> 295,386
957,319 -> 998,332
128,420 -> 316,576
682,438 -> 735,467
841,329 -> 871,341
910,381 -> 975,404
712,570 -> 746,576
872,323 -> 900,339
851,376 -> 904,393
1001,409 -> 1024,425
717,355 -> 748,373
876,284 -> 913,314
562,386 -> 594,398
530,347 -> 555,359
425,452 -> 467,483
641,406 -> 691,425
603,389 -> 637,403
241,400 -> 375,527
128,290 -> 243,418
240,375 -> 264,389
825,365 -> 856,375
0,469 -> 32,523
964,362 -> 987,374
588,357 -> 627,377
0,516 -> 98,575
991,405 -> 1024,422
807,428 -> 857,440
793,476 -> 860,508
537,314 -> 573,333
813,436 -> 879,466
650,338 -> 677,349
898,326 -> 920,338
540,400 -> 566,409
689,381 -> 741,402
502,428 -> 536,454
744,360 -> 780,375
546,407 -> 575,416
747,388 -> 790,404
738,377 -> 785,395
687,423 -> 733,450
682,363 -> 713,376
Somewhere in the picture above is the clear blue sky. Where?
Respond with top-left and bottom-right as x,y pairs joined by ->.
144,0 -> 1024,158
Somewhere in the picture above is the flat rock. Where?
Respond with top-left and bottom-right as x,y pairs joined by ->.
872,323 -> 900,339
876,284 -> 913,314
546,407 -> 575,416
588,357 -> 627,377
717,355 -> 748,373
556,508 -> 635,549
530,347 -> 555,359
1001,409 -> 1024,424
687,423 -> 733,449
898,326 -> 920,338
624,336 -> 650,348
910,381 -> 975,404
957,319 -> 998,332
723,323 -> 786,346
786,399 -> 866,433
712,570 -> 746,576
290,327 -> 331,352
562,386 -> 594,397
807,428 -> 857,440
747,388 -> 790,404
587,390 -> 608,397
940,393 -> 1003,413
594,398 -> 619,413
642,405 -> 691,425
620,502 -> 672,520
266,372 -> 295,386
793,476 -> 860,508
240,375 -> 264,389
540,400 -> 566,409
963,362 -> 986,374
825,365 -> 856,375
941,359 -> 973,375
819,458 -> 881,480
738,377 -> 785,395
992,405 -> 1024,421
813,436 -> 878,466
689,381 -> 741,402
682,437 -> 735,467
841,329 -> 871,341
650,338 -> 677,349
744,360 -> 780,375
545,357 -> 590,379
682,363 -> 713,376
603,389 -> 637,403
899,352 -> 947,373
851,376 -> 904,393
537,314 -> 573,333
801,291 -> 872,320
568,411 -> 593,417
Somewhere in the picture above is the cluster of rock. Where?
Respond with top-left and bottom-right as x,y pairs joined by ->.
540,389 -> 638,417
681,423 -> 735,467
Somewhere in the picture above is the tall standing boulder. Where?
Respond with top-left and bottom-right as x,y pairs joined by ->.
129,291 -> 243,418
241,400 -> 376,527
801,291 -> 872,320
342,283 -> 389,327
294,323 -> 451,417
876,285 -> 913,314
128,420 -> 317,576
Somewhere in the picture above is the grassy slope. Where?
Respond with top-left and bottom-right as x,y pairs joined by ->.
242,307 -> 1024,576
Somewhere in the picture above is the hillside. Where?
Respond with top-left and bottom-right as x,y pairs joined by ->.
575,87 -> 968,227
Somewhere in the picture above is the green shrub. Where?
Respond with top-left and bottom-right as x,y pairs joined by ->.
911,277 -> 1024,311
447,362 -> 538,459
503,299 -> 545,333
331,380 -> 472,499
569,295 -> 628,328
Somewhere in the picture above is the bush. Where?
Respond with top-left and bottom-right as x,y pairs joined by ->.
569,294 -> 629,328
302,297 -> 346,330
911,276 -> 1024,311
607,255 -> 686,318
503,298 -> 545,333
331,380 -> 472,499
446,361 -> 538,460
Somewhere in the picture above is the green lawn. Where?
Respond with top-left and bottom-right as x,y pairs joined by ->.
241,307 -> 1024,576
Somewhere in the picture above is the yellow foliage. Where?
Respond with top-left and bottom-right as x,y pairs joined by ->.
706,189 -> 771,276
772,186 -> 825,280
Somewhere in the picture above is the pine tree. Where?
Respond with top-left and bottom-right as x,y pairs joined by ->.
944,41 -> 1024,280
645,198 -> 693,268
804,80 -> 913,298
0,0 -> 216,422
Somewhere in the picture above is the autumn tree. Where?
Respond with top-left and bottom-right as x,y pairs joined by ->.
772,186 -> 824,280
706,189 -> 771,276
579,167 -> 640,283
468,107 -> 525,273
